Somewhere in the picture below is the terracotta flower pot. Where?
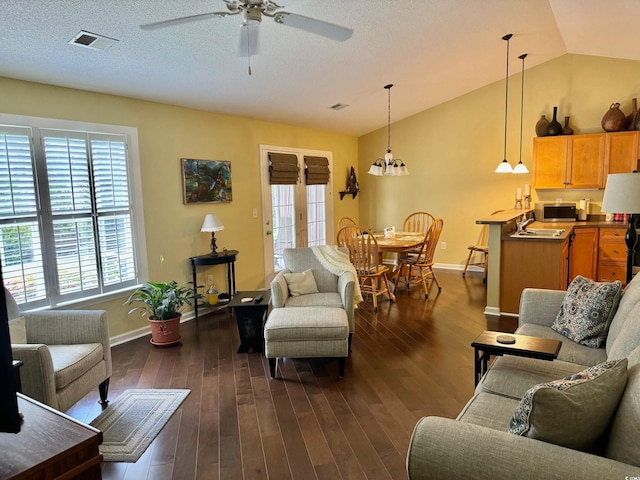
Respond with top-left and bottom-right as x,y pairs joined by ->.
149,315 -> 182,347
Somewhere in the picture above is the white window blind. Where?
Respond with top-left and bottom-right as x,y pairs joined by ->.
0,121 -> 141,309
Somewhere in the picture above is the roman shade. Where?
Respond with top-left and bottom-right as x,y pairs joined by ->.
268,152 -> 299,185
304,156 -> 330,185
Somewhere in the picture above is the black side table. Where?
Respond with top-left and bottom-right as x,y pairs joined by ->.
229,290 -> 271,353
190,250 -> 238,318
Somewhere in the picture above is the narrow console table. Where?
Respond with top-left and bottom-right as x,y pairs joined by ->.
190,250 -> 238,318
0,393 -> 103,479
471,331 -> 562,386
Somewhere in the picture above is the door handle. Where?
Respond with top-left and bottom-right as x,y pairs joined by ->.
266,230 -> 272,236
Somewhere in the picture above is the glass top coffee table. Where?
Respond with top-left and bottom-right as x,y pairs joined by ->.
471,331 -> 562,386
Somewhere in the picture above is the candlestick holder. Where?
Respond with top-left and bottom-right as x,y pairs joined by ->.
523,195 -> 531,209
514,198 -> 523,209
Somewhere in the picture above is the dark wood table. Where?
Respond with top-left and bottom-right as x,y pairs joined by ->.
189,250 -> 238,318
0,393 -> 103,479
229,290 -> 271,354
471,331 -> 562,386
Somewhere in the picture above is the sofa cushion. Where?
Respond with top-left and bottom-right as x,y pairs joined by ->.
515,323 -> 607,366
9,316 -> 27,344
477,355 -> 586,400
604,345 -> 640,466
284,269 -> 319,296
283,248 -> 338,293
49,343 -> 104,389
285,291 -> 343,309
606,273 -> 640,353
607,301 -> 640,361
551,276 -> 622,348
457,392 -> 520,431
508,358 -> 628,452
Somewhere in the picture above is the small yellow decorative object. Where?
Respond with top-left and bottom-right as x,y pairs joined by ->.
207,285 -> 219,305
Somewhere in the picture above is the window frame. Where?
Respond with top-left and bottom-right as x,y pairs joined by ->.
0,113 -> 148,310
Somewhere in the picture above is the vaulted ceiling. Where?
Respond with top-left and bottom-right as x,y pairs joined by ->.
2,0 -> 639,136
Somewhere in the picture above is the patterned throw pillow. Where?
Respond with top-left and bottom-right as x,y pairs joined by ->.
508,358 -> 628,451
284,269 -> 319,296
551,275 -> 622,347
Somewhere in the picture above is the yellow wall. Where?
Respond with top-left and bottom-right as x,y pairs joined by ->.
358,54 -> 640,266
0,76 -> 358,336
4,53 -> 640,336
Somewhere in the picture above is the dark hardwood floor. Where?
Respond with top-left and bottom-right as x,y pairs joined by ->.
67,269 -> 515,480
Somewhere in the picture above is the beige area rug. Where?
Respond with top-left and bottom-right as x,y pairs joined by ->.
90,389 -> 190,462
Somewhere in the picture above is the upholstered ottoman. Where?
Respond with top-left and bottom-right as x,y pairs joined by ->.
264,306 -> 349,379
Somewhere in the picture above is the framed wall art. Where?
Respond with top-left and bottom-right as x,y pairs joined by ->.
181,158 -> 232,204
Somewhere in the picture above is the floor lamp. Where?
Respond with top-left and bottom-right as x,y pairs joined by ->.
601,173 -> 640,284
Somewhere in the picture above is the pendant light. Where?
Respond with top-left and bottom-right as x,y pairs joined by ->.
495,34 -> 514,173
513,53 -> 529,174
368,84 -> 409,176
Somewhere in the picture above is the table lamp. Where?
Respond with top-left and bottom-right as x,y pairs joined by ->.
601,172 -> 640,284
201,213 -> 224,256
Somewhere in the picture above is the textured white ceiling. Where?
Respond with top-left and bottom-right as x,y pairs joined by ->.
2,0 -> 639,136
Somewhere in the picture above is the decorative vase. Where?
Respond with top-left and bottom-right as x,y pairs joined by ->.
601,103 -> 626,132
544,107 -> 562,136
561,116 -> 574,135
149,315 -> 182,347
535,115 -> 549,137
626,98 -> 639,131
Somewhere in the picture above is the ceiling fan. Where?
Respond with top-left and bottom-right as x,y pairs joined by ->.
141,0 -> 353,69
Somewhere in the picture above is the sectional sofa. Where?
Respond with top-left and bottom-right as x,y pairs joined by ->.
407,274 -> 640,479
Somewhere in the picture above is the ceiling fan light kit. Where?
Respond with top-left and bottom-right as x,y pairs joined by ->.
368,84 -> 409,177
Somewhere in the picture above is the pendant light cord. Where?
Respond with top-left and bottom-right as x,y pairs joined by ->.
518,53 -> 528,163
385,84 -> 393,152
502,34 -> 512,161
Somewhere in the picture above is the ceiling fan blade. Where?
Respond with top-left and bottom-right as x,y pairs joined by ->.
140,11 -> 232,30
273,12 -> 353,41
238,23 -> 260,57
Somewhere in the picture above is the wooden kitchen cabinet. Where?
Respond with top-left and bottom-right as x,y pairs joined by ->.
533,131 -> 638,189
605,131 -> 639,179
500,236 -> 570,314
598,226 -> 627,286
569,227 -> 598,283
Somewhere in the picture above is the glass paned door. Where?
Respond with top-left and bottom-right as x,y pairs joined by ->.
260,146 -> 333,285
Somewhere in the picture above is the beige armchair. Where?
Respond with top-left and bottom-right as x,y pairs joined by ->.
6,288 -> 112,412
270,247 -> 356,347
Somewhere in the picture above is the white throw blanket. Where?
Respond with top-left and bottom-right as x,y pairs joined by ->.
311,245 -> 364,306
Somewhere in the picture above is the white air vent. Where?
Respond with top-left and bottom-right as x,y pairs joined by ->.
68,31 -> 118,51
329,103 -> 349,110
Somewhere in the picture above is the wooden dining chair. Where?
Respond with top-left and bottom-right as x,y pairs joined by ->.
394,218 -> 444,299
338,216 -> 357,230
336,225 -> 394,311
403,211 -> 435,234
462,210 -> 502,283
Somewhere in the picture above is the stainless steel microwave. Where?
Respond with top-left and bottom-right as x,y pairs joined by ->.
535,202 -> 577,222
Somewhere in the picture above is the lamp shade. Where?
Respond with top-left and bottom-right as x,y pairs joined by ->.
513,161 -> 529,174
201,213 -> 225,232
494,159 -> 513,173
601,173 -> 640,214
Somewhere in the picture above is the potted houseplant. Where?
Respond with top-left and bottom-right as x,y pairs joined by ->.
126,280 -> 198,347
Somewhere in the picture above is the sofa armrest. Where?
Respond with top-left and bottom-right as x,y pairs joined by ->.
518,288 -> 566,328
270,269 -> 291,308
24,310 -> 112,378
11,344 -> 58,409
407,417 -> 640,480
338,270 -> 356,333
